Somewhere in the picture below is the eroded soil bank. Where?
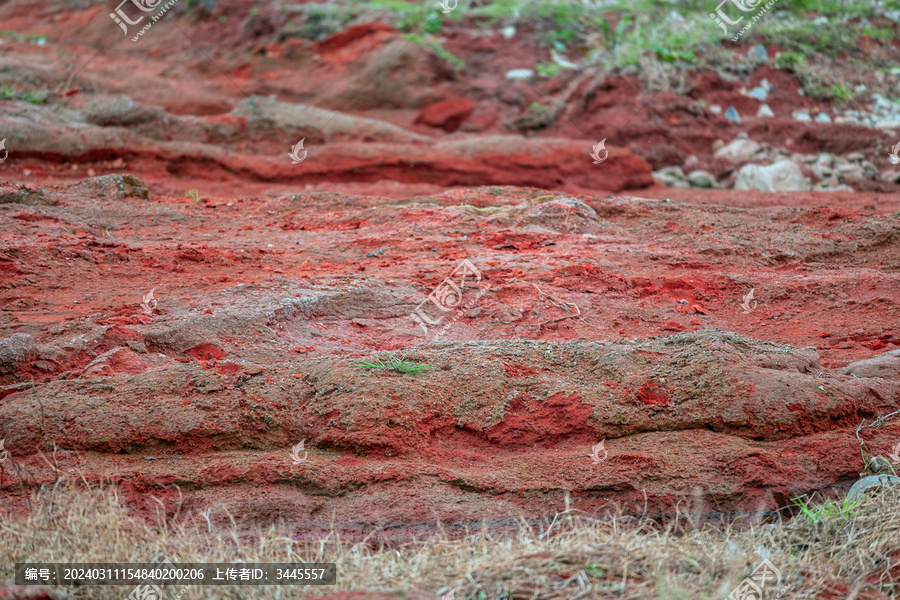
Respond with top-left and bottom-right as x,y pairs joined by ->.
0,0 -> 899,554
1,178 -> 898,542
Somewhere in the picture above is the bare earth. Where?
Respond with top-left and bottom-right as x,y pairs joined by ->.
1,1 -> 900,598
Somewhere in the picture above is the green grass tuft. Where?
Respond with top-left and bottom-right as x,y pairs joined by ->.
792,494 -> 860,524
355,354 -> 433,374
183,189 -> 208,202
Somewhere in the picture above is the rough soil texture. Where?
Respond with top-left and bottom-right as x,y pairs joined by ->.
2,180 -> 899,542
0,0 -> 899,547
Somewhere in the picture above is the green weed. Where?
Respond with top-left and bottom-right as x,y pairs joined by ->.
652,44 -> 695,63
774,51 -> 806,71
792,495 -> 859,524
354,354 -> 433,374
183,189 -> 208,203
404,33 -> 464,70
535,61 -> 565,78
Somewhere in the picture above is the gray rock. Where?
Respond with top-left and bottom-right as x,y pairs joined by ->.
846,152 -> 865,162
874,93 -> 894,111
836,163 -> 864,179
847,474 -> 900,503
815,183 -> 855,192
815,112 -> 832,123
714,137 -> 762,164
0,184 -> 55,206
813,153 -> 833,178
881,169 -> 900,183
747,44 -> 768,64
709,104 -> 722,115
653,166 -> 688,188
747,87 -> 767,101
756,104 -> 775,118
658,166 -> 685,179
816,153 -> 833,165
760,78 -> 773,93
687,170 -> 717,188
68,174 -> 150,200
792,110 -> 811,122
725,107 -> 741,123
842,349 -> 900,378
82,95 -> 161,127
0,333 -> 35,374
734,160 -> 811,192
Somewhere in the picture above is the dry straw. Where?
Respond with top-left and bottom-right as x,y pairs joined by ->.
1,484 -> 898,599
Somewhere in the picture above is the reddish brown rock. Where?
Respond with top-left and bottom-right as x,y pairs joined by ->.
415,98 -> 477,132
315,22 -> 397,53
80,347 -> 149,378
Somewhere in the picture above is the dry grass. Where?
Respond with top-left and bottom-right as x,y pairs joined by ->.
1,485 -> 899,599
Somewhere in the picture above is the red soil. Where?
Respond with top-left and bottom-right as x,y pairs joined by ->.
0,0 -> 899,550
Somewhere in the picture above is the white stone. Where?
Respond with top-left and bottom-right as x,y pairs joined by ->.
714,137 -> 762,164
653,166 -> 688,188
734,160 -> 811,192
756,104 -> 774,118
687,170 -> 716,188
881,169 -> 900,183
747,87 -> 767,101
505,69 -> 534,80
847,474 -> 900,503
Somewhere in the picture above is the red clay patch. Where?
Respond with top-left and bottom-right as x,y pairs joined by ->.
637,381 -> 672,406
486,392 -> 594,446
186,343 -> 226,361
502,362 -> 538,378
